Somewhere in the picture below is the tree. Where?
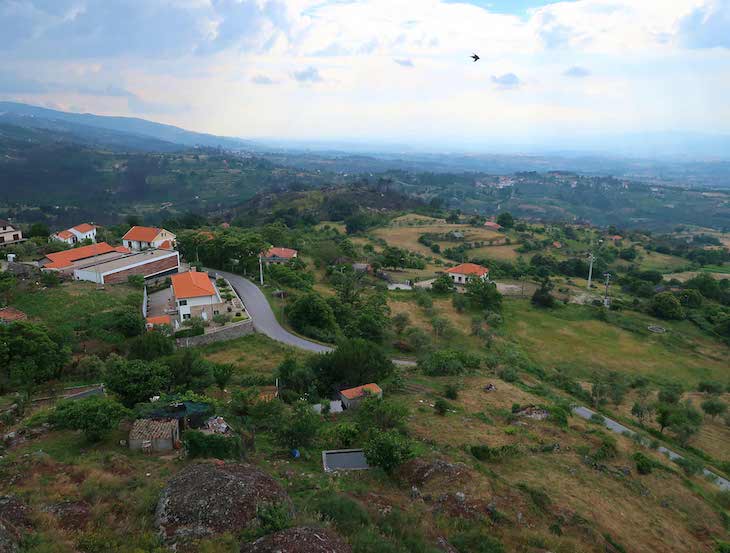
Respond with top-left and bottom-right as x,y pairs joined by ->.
650,292 -> 684,320
0,271 -> 17,306
431,273 -> 455,294
286,292 -> 339,341
165,349 -> 214,393
701,398 -> 727,419
363,430 -> 413,473
697,381 -> 724,395
40,271 -> 60,288
655,402 -> 702,443
465,278 -> 502,311
75,355 -> 105,381
631,401 -> 654,424
658,383 -> 683,405
28,223 -> 50,238
434,398 -> 450,416
0,321 -> 71,389
452,294 -> 467,313
276,401 -> 322,449
355,397 -> 409,432
128,331 -> 174,360
496,212 -> 514,228
431,316 -> 449,337
104,356 -> 171,407
51,396 -> 129,442
531,278 -> 556,308
212,363 -> 234,390
127,275 -> 145,289
391,313 -> 410,335
309,338 -> 394,394
276,358 -> 316,396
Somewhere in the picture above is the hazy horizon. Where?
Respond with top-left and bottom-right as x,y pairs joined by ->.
1,0 -> 729,155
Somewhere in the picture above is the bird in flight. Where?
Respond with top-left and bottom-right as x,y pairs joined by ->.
471,53 -> 480,62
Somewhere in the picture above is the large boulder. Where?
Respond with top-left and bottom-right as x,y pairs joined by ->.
241,526 -> 352,553
155,462 -> 291,546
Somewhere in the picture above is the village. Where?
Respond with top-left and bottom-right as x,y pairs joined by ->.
0,212 -> 729,553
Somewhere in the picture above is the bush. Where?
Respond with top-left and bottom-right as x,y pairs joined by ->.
419,350 -> 480,376
470,444 -> 519,462
633,452 -> 656,475
127,275 -> 145,289
498,367 -> 518,383
128,331 -> 174,360
276,401 -> 322,449
434,398 -> 450,416
75,355 -> 105,381
363,430 -> 414,473
212,313 -> 232,326
355,397 -> 408,432
444,384 -> 459,400
255,502 -> 291,536
315,494 -> 371,535
183,430 -> 243,459
698,380 -> 724,395
650,292 -> 684,320
593,434 -> 618,461
450,528 -> 505,553
674,456 -> 703,477
104,356 -> 171,407
50,396 -> 129,442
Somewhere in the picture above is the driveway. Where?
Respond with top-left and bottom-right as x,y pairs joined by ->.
209,269 -> 415,366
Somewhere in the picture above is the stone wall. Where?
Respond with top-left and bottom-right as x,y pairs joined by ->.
175,319 -> 254,348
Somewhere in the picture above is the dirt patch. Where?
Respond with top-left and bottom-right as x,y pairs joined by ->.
44,500 -> 91,530
397,458 -> 470,488
155,462 -> 292,547
240,526 -> 352,553
0,497 -> 32,530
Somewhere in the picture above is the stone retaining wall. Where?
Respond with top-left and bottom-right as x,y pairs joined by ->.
176,319 -> 254,348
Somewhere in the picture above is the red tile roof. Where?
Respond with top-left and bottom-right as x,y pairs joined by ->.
264,247 -> 298,259
44,242 -> 130,269
146,315 -> 171,327
0,307 -> 28,323
445,263 -> 489,277
171,271 -> 216,299
72,223 -> 96,233
123,226 -> 162,242
484,221 -> 502,230
340,383 -> 382,400
55,230 -> 74,240
552,241 -> 562,248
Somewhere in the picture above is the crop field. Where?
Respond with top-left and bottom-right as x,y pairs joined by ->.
373,222 -> 501,258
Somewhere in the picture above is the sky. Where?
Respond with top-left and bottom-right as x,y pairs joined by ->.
1,0 -> 729,151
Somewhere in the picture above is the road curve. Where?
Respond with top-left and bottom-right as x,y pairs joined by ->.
212,269 -> 333,353
211,269 -> 416,366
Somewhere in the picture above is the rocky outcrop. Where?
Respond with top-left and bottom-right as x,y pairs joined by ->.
155,462 -> 291,546
240,526 -> 352,553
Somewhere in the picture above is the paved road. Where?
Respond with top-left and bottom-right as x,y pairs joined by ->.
573,406 -> 730,491
212,270 -> 416,366
213,270 -> 333,353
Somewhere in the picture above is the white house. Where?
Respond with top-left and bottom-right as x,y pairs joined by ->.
52,223 -> 97,245
122,226 -> 176,251
0,219 -> 24,247
445,263 -> 490,285
171,270 -> 224,323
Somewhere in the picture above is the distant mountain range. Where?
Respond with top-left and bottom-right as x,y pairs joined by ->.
0,101 -> 252,152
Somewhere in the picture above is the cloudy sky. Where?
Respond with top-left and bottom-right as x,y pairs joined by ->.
1,0 -> 729,149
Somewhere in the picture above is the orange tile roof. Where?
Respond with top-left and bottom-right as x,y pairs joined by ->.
445,263 -> 489,277
72,223 -> 96,233
340,383 -> 382,400
484,221 -> 502,230
123,226 -> 162,242
0,307 -> 28,322
171,271 -> 216,299
55,230 -> 73,240
146,315 -> 171,327
44,242 -> 130,269
264,247 -> 298,259
158,240 -> 173,250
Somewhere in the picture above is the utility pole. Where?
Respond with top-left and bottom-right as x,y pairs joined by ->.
259,255 -> 264,286
603,272 -> 611,308
587,252 -> 596,289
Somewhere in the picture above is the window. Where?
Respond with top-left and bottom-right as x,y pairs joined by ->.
213,310 -> 219,315
12,234 -> 19,241
179,300 -> 187,306
0,237 -> 4,243
183,314 -> 191,320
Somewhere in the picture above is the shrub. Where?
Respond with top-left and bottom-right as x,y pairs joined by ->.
698,380 -> 724,395
128,331 -> 174,360
276,401 -> 322,449
75,355 -> 105,381
184,430 -> 243,459
419,350 -> 480,376
593,435 -> 618,461
450,528 -> 505,553
50,396 -> 129,442
633,452 -> 656,475
674,457 -> 703,477
212,313 -> 232,326
470,444 -> 519,462
434,398 -> 450,416
650,292 -> 684,320
355,397 -> 408,432
498,367 -> 518,383
517,483 -> 551,511
255,502 -> 291,535
315,494 -> 371,535
444,384 -> 459,400
127,275 -> 145,289
363,430 -> 414,473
